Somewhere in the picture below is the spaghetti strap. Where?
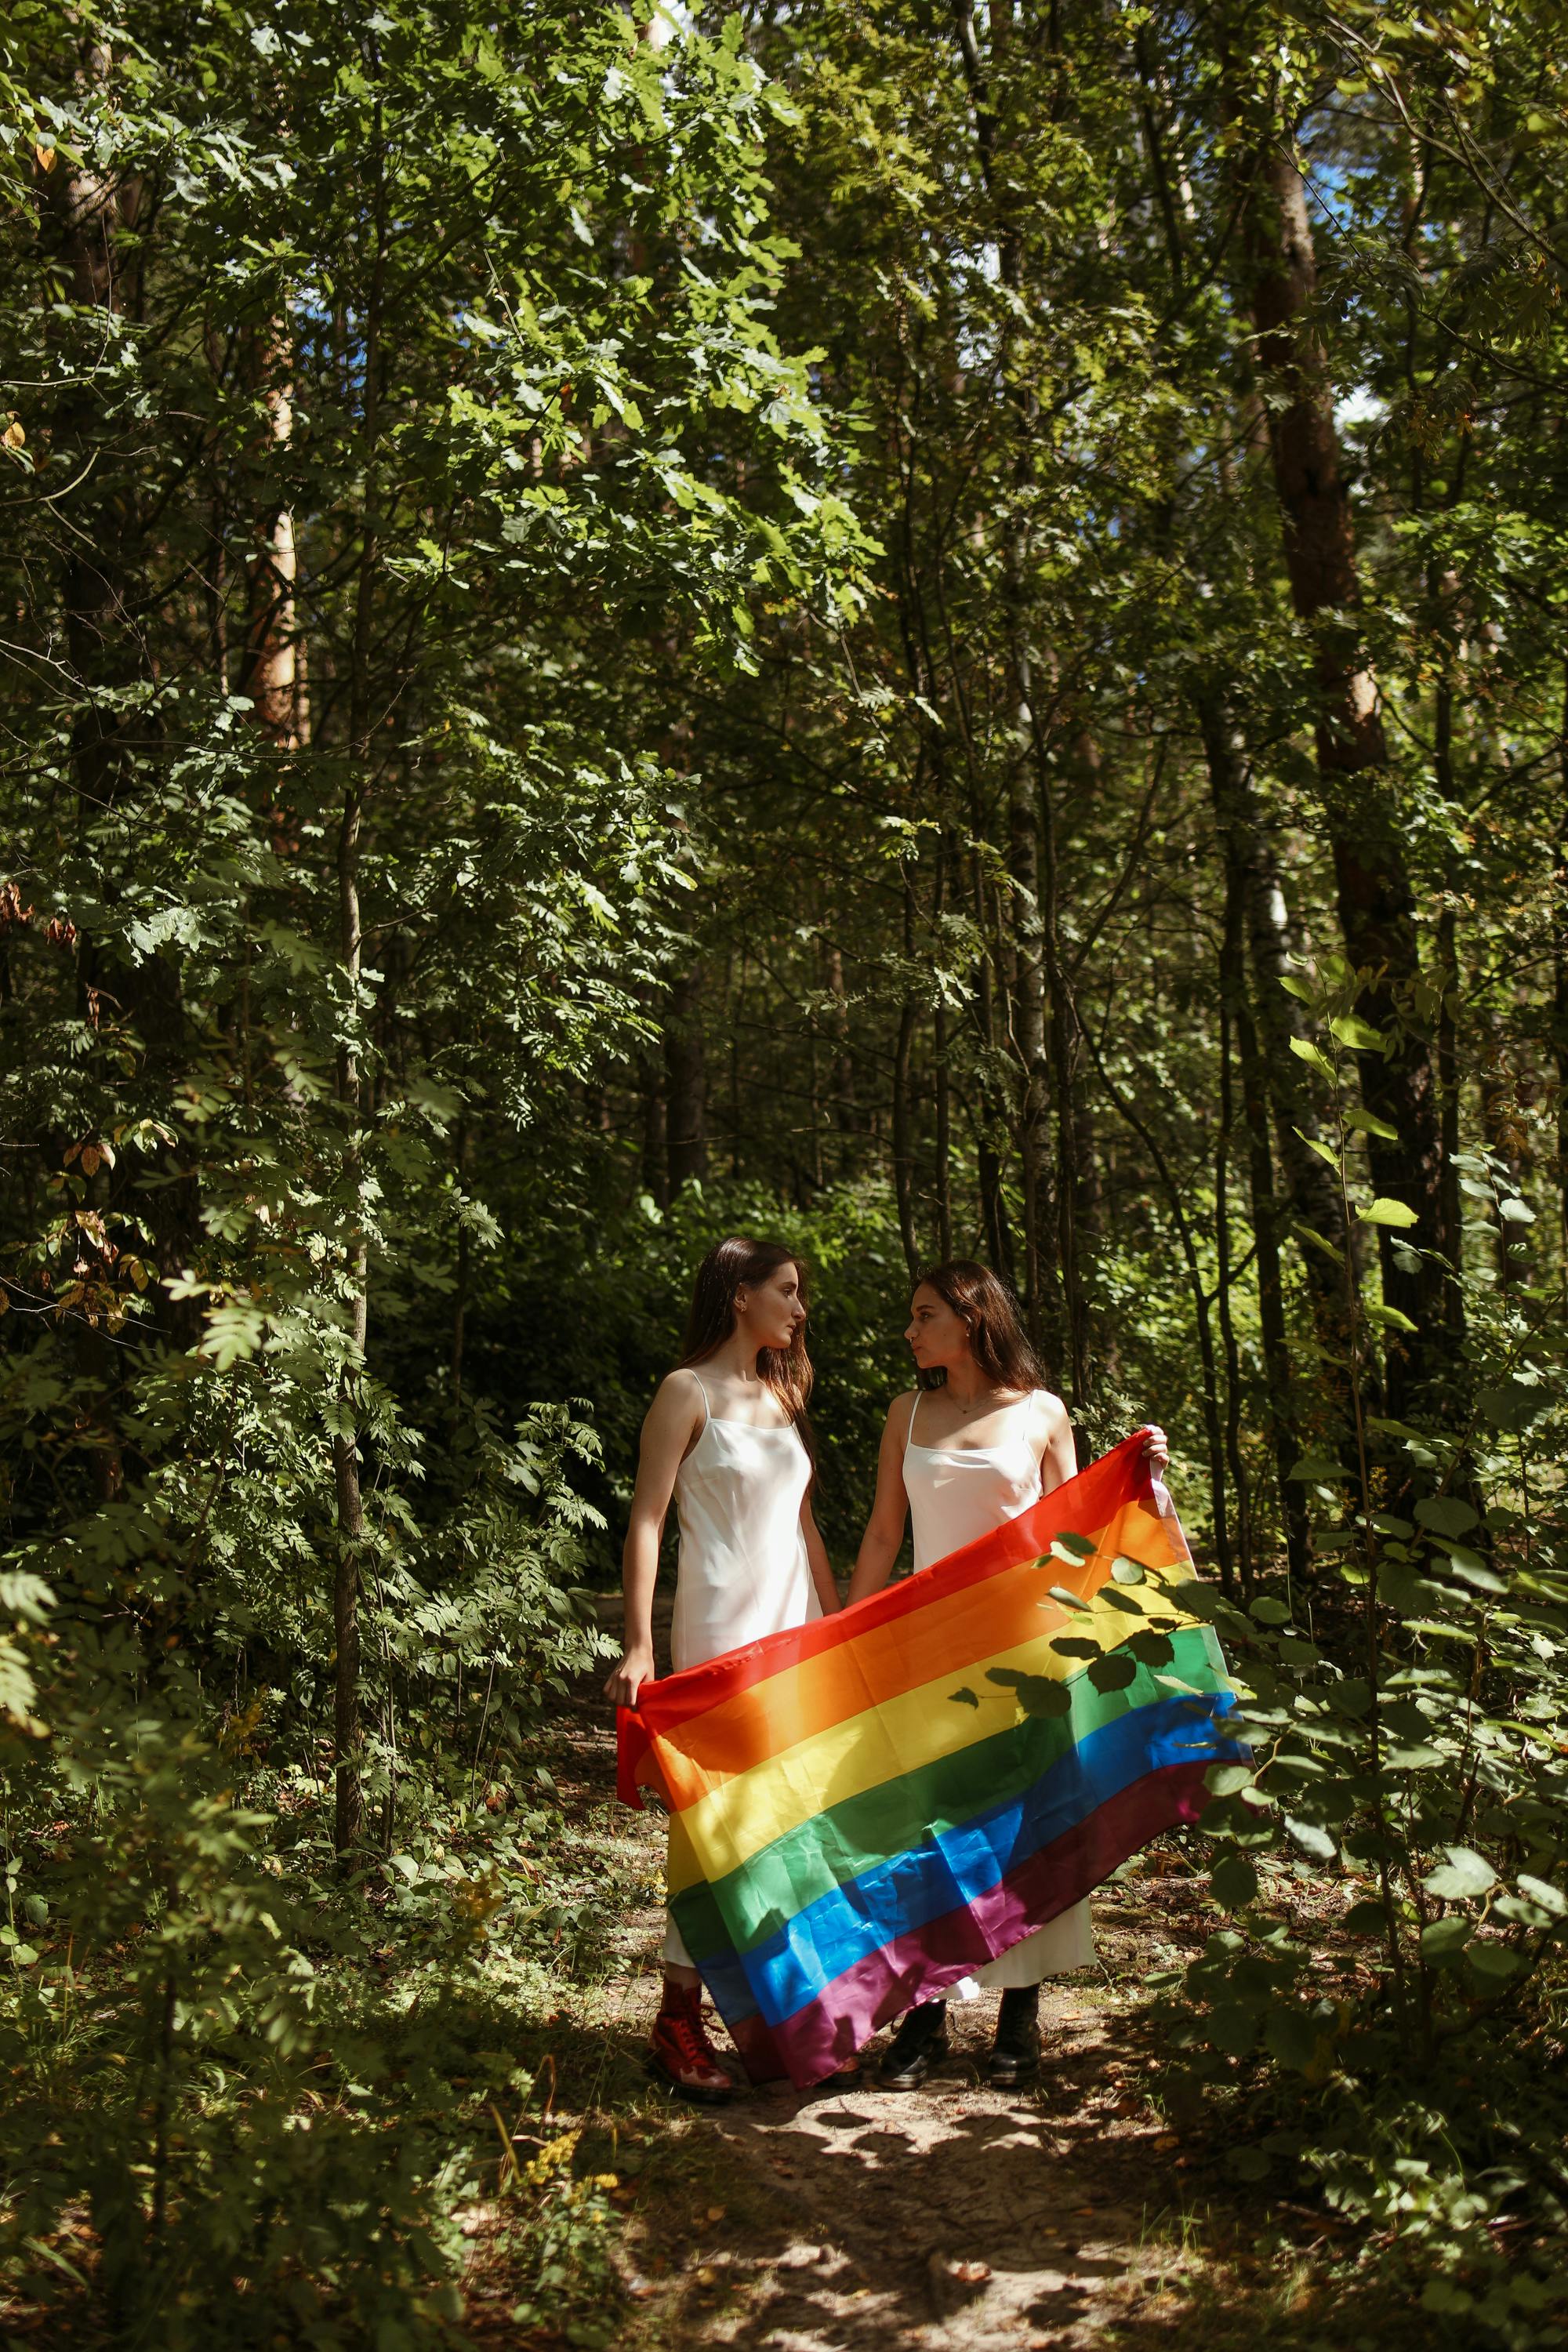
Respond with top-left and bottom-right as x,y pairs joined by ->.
688,1370 -> 712,1430
905,1390 -> 921,1454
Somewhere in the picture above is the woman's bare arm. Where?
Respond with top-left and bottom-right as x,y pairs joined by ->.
603,1372 -> 704,1708
1036,1392 -> 1078,1496
845,1398 -> 913,1604
800,1494 -> 840,1617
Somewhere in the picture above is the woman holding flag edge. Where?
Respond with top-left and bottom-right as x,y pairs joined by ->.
848,1261 -> 1167,2090
604,1234 -> 839,2100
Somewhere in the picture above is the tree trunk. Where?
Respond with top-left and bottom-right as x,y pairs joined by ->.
1046,723 -> 1107,1406
934,1000 -> 953,1261
665,967 -> 708,1190
450,1120 -> 472,1406
1214,988 -> 1254,1590
953,0 -> 1044,1322
333,760 -> 368,1864
1555,679 -> 1568,1257
1243,139 -> 1446,1420
1083,1027 -> 1236,1595
1007,724 -> 1049,1339
825,943 -> 858,1135
1479,1009 -> 1524,1290
244,358 -> 305,750
978,1131 -> 1014,1285
1198,693 -> 1311,1573
1236,975 -> 1306,1584
641,1069 -> 669,1209
892,994 -> 921,1280
332,83 -> 390,1866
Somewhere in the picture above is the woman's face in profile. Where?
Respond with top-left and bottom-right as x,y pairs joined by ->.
905,1283 -> 970,1374
737,1262 -> 806,1353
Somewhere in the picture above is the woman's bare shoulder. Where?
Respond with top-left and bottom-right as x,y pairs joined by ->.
646,1367 -> 707,1427
884,1388 -> 920,1430
1029,1388 -> 1071,1431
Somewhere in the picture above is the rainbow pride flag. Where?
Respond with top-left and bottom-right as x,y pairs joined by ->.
618,1432 -> 1241,2087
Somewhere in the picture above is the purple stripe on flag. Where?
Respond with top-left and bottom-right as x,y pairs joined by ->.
728,1759 -> 1211,2088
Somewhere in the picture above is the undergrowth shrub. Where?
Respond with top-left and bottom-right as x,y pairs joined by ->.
0,1335 -> 619,2339
1156,970 -> 1568,2347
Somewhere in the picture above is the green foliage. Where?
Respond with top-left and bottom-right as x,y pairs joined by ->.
0,1712 -> 459,2346
0,0 -> 862,2330
1159,978 -> 1568,2344
6,0 -> 1568,2335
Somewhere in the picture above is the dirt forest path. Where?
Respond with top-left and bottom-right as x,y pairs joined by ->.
513,1677 -> 1339,2352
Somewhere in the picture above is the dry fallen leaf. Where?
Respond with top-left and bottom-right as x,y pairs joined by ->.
706,2204 -> 726,2221
949,2259 -> 991,2285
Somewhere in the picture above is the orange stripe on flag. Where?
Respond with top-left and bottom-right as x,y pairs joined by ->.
650,1493 -> 1185,1813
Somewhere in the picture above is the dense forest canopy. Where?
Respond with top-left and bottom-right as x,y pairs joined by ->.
3,2 -> 1568,2343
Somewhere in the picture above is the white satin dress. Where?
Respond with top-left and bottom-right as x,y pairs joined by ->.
902,1387 -> 1094,1987
661,1374 -> 821,1965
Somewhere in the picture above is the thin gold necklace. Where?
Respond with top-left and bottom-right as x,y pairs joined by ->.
949,1383 -> 998,1417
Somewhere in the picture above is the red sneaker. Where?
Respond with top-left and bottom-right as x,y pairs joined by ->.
648,1985 -> 735,2103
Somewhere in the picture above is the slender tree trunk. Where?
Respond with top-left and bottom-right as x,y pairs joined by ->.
1422,544 -> 1464,1285
641,1067 -> 669,1208
665,967 -> 708,1190
1436,906 -> 1464,1269
978,1133 -> 1014,1284
728,949 -> 742,1175
825,943 -> 858,1135
332,79 -> 389,1866
953,0 -> 1040,1319
891,872 -> 923,1279
243,353 -> 304,749
1006,659 -> 1053,1345
1199,694 -> 1310,1573
971,855 -> 1017,1281
892,995 -> 921,1280
1083,1028 -> 1236,1594
1237,978 -> 1305,1583
1555,671 -> 1568,1259
1008,717 -> 1049,1338
1243,136 -> 1446,1420
934,1000 -> 953,1261
1479,1009 -> 1523,1290
1044,723 -> 1105,1405
1215,989 -> 1254,1590
450,1120 -> 471,1406
1033,751 -> 1087,1400
333,756 -> 368,1862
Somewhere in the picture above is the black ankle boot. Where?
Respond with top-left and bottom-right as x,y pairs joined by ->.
877,1998 -> 949,2090
988,1985 -> 1041,2088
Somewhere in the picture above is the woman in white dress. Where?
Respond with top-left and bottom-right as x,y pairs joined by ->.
847,1260 -> 1167,2090
604,1236 -> 840,2100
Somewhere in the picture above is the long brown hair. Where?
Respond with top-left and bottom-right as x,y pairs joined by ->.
913,1259 -> 1044,1393
679,1235 -> 814,1425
